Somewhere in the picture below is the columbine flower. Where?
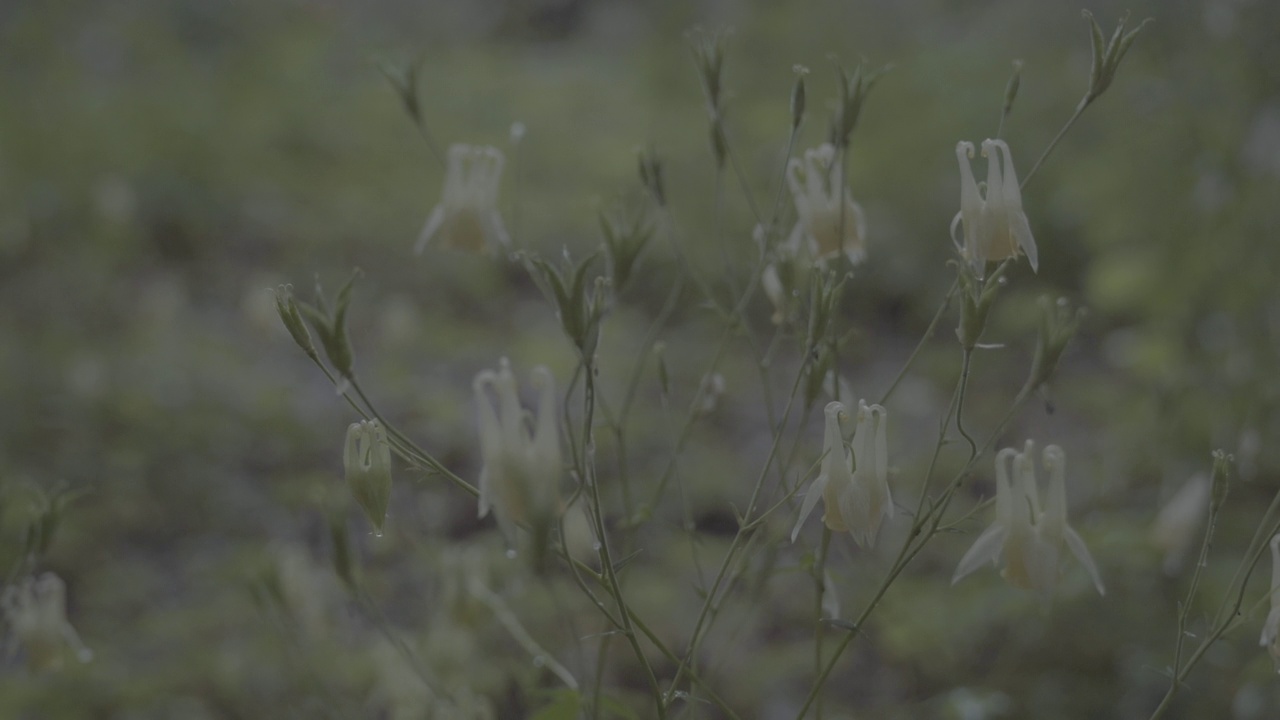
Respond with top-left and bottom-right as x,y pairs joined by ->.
473,359 -> 562,546
2,573 -> 92,672
344,419 -> 393,534
951,139 -> 1038,275
952,442 -> 1104,601
791,400 -> 891,548
784,143 -> 868,267
414,144 -> 510,255
1259,534 -> 1280,668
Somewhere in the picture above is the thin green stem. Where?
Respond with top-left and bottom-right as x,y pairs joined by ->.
665,360 -> 809,700
794,378 -> 1033,719
954,351 -> 979,460
1021,96 -> 1090,190
812,527 -> 833,720
580,360 -> 666,719
878,279 -> 958,406
1149,488 -> 1280,720
471,583 -> 579,691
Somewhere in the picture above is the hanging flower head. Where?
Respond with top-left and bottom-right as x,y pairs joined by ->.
952,442 -> 1104,601
791,400 -> 892,548
784,143 -> 868,267
951,139 -> 1038,276
344,419 -> 393,534
473,359 -> 562,547
2,573 -> 92,672
415,144 -> 510,255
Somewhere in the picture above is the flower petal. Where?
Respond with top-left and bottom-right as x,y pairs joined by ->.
953,524 -> 1008,585
1010,209 -> 1038,272
414,206 -> 446,254
1064,525 -> 1106,596
791,472 -> 830,542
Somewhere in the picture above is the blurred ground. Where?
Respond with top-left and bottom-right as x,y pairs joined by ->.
2,0 -> 1280,718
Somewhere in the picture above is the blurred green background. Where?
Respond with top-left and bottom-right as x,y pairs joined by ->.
3,0 -> 1280,717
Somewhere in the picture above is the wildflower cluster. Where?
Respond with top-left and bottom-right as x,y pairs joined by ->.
254,11 -> 1280,719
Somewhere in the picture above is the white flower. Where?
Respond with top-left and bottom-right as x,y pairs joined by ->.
791,400 -> 892,547
952,442 -> 1104,601
951,139 -> 1038,275
344,419 -> 393,533
2,573 -> 92,672
415,144 -> 510,255
784,144 -> 868,266
473,359 -> 562,543
1259,534 -> 1280,668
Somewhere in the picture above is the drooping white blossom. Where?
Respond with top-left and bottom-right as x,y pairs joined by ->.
783,143 -> 868,267
951,139 -> 1038,275
791,400 -> 892,548
953,442 -> 1104,601
415,144 -> 510,255
473,359 -> 562,544
1,573 -> 92,672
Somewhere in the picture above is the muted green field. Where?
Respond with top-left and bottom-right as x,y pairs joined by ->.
2,1 -> 1280,718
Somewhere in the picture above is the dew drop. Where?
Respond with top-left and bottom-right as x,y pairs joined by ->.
505,549 -> 518,560
591,542 -> 602,552
372,528 -> 384,539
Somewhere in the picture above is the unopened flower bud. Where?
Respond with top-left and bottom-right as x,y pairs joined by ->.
955,263 -> 1006,351
638,147 -> 666,206
1082,10 -> 1152,104
1028,296 -> 1084,389
1003,60 -> 1023,116
344,420 -> 392,534
1210,449 -> 1233,515
710,123 -> 728,169
790,65 -> 809,130
272,285 -> 317,360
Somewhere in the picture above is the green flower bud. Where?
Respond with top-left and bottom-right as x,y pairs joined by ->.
1082,10 -> 1152,104
295,270 -> 361,378
828,61 -> 890,149
531,252 -> 605,358
954,262 -> 1006,351
272,284 -> 317,360
599,201 -> 653,292
1003,60 -> 1024,117
344,420 -> 392,534
690,28 -> 727,113
638,147 -> 666,207
790,65 -> 809,130
1210,449 -> 1233,516
1028,296 -> 1085,389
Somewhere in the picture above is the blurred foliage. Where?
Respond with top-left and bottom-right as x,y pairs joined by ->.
2,0 -> 1280,718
